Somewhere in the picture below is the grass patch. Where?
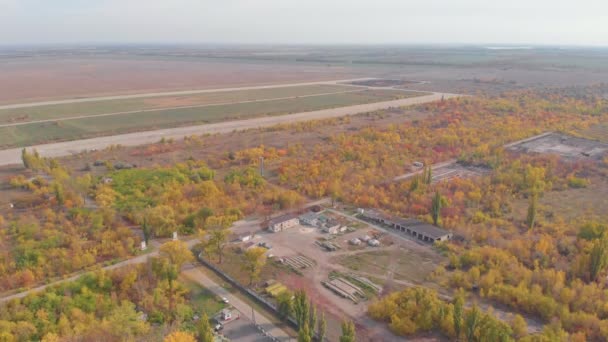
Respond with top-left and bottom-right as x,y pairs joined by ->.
0,89 -> 421,148
181,277 -> 226,316
0,84 -> 359,123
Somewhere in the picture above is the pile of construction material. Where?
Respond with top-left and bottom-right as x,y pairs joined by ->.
322,277 -> 366,304
265,281 -> 288,297
348,274 -> 382,294
315,240 -> 340,251
280,255 -> 316,270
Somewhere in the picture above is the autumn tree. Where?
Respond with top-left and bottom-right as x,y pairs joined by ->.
145,205 -> 177,237
74,174 -> 93,204
511,314 -> 528,339
157,240 -> 194,316
100,300 -> 150,339
241,247 -> 267,285
206,227 -> 229,263
164,331 -> 196,342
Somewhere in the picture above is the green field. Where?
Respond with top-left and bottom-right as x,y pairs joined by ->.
0,84 -> 358,124
0,89 -> 419,147
181,278 -> 227,316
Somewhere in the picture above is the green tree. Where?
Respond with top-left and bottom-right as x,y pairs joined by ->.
197,312 -> 214,342
53,182 -> 65,207
340,320 -> 356,342
308,303 -> 317,340
318,312 -> 327,342
142,218 -> 151,246
453,294 -> 464,340
277,291 -> 293,322
589,236 -> 608,281
526,195 -> 537,229
21,148 -> 30,169
464,305 -> 481,342
294,290 -> 310,328
298,323 -> 312,342
431,191 -> 443,226
410,175 -> 420,192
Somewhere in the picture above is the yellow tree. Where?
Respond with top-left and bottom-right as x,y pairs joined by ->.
241,247 -> 267,285
157,241 -> 194,316
145,205 -> 177,237
163,331 -> 196,342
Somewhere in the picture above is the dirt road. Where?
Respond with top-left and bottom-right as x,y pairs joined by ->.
0,78 -> 374,110
392,159 -> 458,182
0,237 -> 200,304
0,92 -> 459,166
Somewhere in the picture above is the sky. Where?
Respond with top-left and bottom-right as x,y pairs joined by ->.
0,0 -> 607,46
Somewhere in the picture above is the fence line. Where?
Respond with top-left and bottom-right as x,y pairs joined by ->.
197,254 -> 309,341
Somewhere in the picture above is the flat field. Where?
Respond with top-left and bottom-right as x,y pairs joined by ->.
0,89 -> 417,148
0,84 -> 358,124
511,174 -> 608,222
577,123 -> 608,143
333,248 -> 441,285
0,56 -> 362,104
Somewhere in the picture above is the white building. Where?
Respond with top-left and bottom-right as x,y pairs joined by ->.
268,213 -> 299,233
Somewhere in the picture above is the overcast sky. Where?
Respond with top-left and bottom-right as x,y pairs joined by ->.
1,0 -> 607,46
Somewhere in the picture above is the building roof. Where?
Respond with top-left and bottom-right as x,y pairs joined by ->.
360,209 -> 384,220
390,216 -> 451,239
299,212 -> 319,221
269,213 -> 299,226
361,208 -> 451,239
323,218 -> 341,227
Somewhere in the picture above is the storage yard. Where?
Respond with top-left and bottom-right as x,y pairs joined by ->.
508,132 -> 608,160
229,206 -> 445,335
